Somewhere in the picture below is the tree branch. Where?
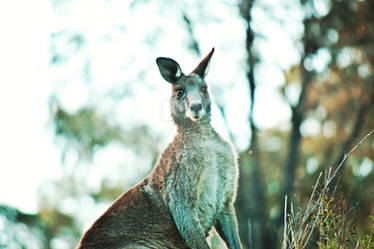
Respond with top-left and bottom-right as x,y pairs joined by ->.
182,12 -> 201,56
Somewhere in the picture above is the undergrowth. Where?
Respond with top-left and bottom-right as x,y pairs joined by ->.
281,129 -> 374,249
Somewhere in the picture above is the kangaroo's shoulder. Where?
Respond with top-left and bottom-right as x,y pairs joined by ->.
209,130 -> 238,158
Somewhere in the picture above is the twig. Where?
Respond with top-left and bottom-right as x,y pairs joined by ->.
282,195 -> 288,249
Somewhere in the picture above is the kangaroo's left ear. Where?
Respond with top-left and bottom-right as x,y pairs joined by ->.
156,57 -> 184,84
191,48 -> 215,79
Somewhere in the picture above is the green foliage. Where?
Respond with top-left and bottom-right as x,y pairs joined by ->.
315,194 -> 357,249
53,103 -> 160,163
282,170 -> 374,249
360,216 -> 374,249
0,204 -> 81,249
54,105 -> 122,159
90,180 -> 125,202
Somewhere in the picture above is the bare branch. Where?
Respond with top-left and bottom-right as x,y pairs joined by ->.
182,12 -> 201,56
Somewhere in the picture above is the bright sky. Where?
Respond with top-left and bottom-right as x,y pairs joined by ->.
0,1 -> 61,213
0,0 -> 306,214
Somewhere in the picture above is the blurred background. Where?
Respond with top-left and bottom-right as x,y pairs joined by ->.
0,0 -> 374,248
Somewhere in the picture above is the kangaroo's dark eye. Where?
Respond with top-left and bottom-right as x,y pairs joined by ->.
176,88 -> 185,99
201,85 -> 208,93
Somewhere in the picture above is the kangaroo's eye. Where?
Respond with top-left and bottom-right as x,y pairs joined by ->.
176,88 -> 185,99
201,85 -> 208,92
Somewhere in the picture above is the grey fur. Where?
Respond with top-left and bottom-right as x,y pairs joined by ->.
76,48 -> 242,249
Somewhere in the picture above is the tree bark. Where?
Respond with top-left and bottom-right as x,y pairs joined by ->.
237,1 -> 269,248
276,15 -> 317,229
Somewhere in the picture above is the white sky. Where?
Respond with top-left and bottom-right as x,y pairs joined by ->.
0,0 -> 305,214
0,1 -> 61,213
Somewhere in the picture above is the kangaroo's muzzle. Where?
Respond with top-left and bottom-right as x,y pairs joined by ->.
188,101 -> 204,121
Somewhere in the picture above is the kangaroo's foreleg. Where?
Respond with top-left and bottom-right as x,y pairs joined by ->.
168,192 -> 210,249
215,204 -> 242,249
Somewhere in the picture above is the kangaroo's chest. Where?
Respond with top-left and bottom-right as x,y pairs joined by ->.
197,148 -> 219,207
189,139 -> 234,231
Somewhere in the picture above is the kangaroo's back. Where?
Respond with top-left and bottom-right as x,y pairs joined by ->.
77,181 -> 189,249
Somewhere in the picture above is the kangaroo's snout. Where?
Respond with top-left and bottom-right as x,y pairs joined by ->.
190,102 -> 202,113
187,100 -> 204,121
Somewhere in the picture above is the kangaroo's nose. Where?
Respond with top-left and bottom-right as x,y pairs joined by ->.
190,102 -> 202,113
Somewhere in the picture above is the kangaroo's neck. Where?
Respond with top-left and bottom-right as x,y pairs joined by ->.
176,118 -> 214,137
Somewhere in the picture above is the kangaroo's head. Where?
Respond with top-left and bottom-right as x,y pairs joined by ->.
156,48 -> 214,126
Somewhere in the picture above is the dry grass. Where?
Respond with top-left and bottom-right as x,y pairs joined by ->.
281,129 -> 374,249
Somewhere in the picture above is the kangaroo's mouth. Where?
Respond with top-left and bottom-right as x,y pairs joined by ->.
187,110 -> 204,121
192,115 -> 201,120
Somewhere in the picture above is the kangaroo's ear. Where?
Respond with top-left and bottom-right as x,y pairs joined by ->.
191,47 -> 215,79
156,57 -> 184,84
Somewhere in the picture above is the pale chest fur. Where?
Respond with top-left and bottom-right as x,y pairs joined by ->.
185,136 -> 237,232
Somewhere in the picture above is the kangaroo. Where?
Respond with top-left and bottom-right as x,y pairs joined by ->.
76,48 -> 242,249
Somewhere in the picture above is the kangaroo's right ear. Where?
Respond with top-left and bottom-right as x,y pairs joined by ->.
156,57 -> 184,84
